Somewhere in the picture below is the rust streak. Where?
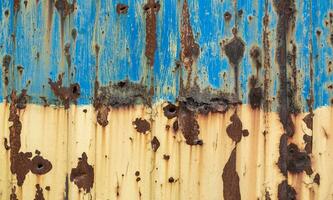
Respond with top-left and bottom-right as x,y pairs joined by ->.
222,147 -> 241,200
34,184 -> 45,200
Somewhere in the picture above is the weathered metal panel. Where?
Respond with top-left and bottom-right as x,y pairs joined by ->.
0,0 -> 333,199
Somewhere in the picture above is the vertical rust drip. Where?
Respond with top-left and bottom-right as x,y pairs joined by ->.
10,186 -> 18,200
263,6 -> 271,112
34,184 -> 45,200
143,0 -> 160,67
222,147 -> 241,200
70,152 -> 94,192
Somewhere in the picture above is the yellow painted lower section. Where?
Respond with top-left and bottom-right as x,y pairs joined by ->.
0,102 -> 332,200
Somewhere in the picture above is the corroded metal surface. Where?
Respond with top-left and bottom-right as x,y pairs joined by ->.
0,0 -> 333,199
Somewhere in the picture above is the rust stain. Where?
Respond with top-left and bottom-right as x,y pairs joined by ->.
180,0 -> 200,70
34,184 -> 45,200
71,28 -> 77,40
222,147 -> 241,200
168,177 -> 175,183
163,154 -> 170,160
250,46 -> 262,72
2,54 -> 11,86
48,74 -> 81,109
31,155 -> 53,175
151,136 -> 160,152
278,180 -> 296,200
303,113 -> 314,131
178,105 -> 202,145
248,76 -> 263,109
143,0 -> 160,66
224,11 -> 232,21
303,134 -> 312,154
132,118 -> 151,134
4,138 -> 10,150
14,0 -> 20,13
314,173 -> 320,185
116,4 -> 129,15
226,112 -> 249,143
54,0 -> 75,20
10,186 -> 18,200
172,120 -> 178,132
70,152 -> 94,192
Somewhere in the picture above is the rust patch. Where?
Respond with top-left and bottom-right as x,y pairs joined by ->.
10,186 -> 18,200
143,0 -> 160,66
222,148 -> 240,200
2,54 -> 11,86
172,120 -> 179,132
96,105 -> 110,127
248,76 -> 263,109
31,155 -> 53,175
278,180 -> 296,200
303,113 -> 313,131
16,89 -> 29,109
45,186 -> 50,191
71,28 -> 77,40
226,112 -> 249,143
250,46 -> 262,71
178,105 -> 202,145
17,65 -> 24,75
54,0 -> 75,20
70,152 -> 94,192
4,9 -> 9,17
180,0 -> 200,70
132,118 -> 151,134
303,134 -> 312,154
168,177 -> 175,183
163,103 -> 178,119
265,190 -> 271,200
64,43 -> 71,67
224,12 -> 232,21
34,184 -> 45,200
135,171 -> 140,176
4,138 -> 10,150
14,0 -> 20,12
163,154 -> 170,160
314,173 -> 320,185
117,4 -> 129,14
48,74 -> 80,109
151,136 -> 160,152
278,134 -> 288,176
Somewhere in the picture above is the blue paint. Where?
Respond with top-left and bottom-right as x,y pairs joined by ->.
0,0 -> 332,110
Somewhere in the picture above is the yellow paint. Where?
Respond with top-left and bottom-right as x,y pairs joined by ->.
0,102 -> 332,199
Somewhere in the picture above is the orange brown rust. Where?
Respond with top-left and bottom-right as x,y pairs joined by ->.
4,138 -> 10,150
14,0 -> 20,13
314,173 -> 320,185
54,0 -> 75,20
151,136 -> 160,152
163,103 -> 178,119
222,147 -> 240,200
132,118 -> 151,134
116,4 -> 129,15
226,112 -> 249,143
70,152 -> 94,192
278,180 -> 296,200
178,105 -> 202,145
143,0 -> 160,66
303,134 -> 312,154
34,184 -> 45,200
10,186 -> 18,200
48,74 -> 81,109
248,76 -> 263,109
180,0 -> 200,70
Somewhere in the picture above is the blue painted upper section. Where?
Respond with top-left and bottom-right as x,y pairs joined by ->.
0,0 -> 332,109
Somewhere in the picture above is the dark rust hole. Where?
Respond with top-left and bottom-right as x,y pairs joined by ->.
37,163 -> 44,170
72,85 -> 78,94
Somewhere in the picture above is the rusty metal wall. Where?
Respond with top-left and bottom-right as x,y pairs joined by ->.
0,0 -> 333,199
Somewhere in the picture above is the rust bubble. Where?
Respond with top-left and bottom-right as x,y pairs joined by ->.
132,118 -> 151,134
48,74 -> 80,109
116,4 -> 129,14
70,152 -> 94,192
34,184 -> 45,200
224,11 -> 232,21
31,155 -> 53,175
226,112 -> 249,143
143,0 -> 160,66
151,136 -> 160,152
278,180 -> 296,200
163,103 -> 178,119
222,148 -> 240,200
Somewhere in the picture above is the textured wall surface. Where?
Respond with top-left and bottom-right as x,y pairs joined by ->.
0,0 -> 333,199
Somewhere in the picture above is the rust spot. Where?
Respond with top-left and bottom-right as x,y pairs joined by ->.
34,184 -> 45,200
2,55 -> 11,86
143,0 -> 160,66
178,105 -> 202,145
180,0 -> 200,70
226,112 -> 249,143
222,147 -> 240,200
96,105 -> 110,127
14,0 -> 20,12
168,177 -> 175,183
278,180 -> 296,200
135,171 -> 140,176
163,103 -> 178,119
64,43 -> 71,67
45,186 -> 50,191
39,96 -> 49,107
70,152 -> 94,192
314,173 -> 320,185
265,190 -> 271,200
151,136 -> 160,152
136,177 -> 141,182
116,4 -> 129,14
172,120 -> 178,132
248,76 -> 263,109
17,65 -> 24,75
303,134 -> 312,154
16,89 -> 29,109
163,154 -> 170,160
224,11 -> 232,21
83,109 -> 87,113
54,0 -> 75,20
4,9 -> 9,17
303,113 -> 313,131
71,28 -> 77,40
250,46 -> 262,70
132,118 -> 151,134
31,155 -> 52,175
10,186 -> 18,200
48,74 -> 80,109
